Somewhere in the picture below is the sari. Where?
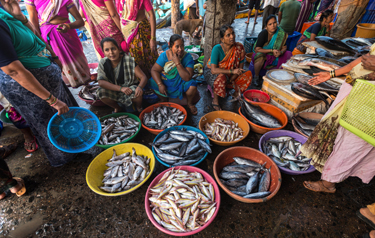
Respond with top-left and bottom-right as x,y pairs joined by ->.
117,0 -> 158,79
26,0 -> 90,88
148,52 -> 197,99
301,43 -> 375,180
206,43 -> 252,98
295,0 -> 314,32
253,27 -> 291,70
80,0 -> 124,58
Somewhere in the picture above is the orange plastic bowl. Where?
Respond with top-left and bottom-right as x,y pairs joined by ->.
198,110 -> 249,146
213,146 -> 281,203
243,89 -> 271,104
139,102 -> 187,135
238,103 -> 287,134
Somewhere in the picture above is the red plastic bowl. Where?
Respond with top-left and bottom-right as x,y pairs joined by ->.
139,102 -> 187,135
89,63 -> 99,81
243,89 -> 271,104
145,166 -> 221,236
78,94 -> 107,107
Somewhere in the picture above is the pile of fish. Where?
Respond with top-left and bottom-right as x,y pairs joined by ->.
98,115 -> 140,145
148,169 -> 216,232
291,82 -> 329,109
100,148 -> 151,193
239,98 -> 282,128
315,36 -> 357,54
298,58 -> 341,72
292,113 -> 321,137
203,118 -> 244,142
219,157 -> 271,199
153,128 -> 211,166
262,136 -> 311,171
294,73 -> 339,93
79,82 -> 99,101
143,106 -> 185,130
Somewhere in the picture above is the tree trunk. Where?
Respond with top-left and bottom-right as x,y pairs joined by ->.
171,0 -> 180,28
331,0 -> 369,39
203,0 -> 237,66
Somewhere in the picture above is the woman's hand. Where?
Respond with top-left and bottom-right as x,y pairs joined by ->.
121,87 -> 133,95
308,72 -> 330,85
273,49 -> 281,58
362,54 -> 375,71
158,84 -> 167,96
171,52 -> 181,65
52,100 -> 69,116
57,24 -> 70,33
233,68 -> 245,75
53,58 -> 63,70
150,39 -> 157,54
0,0 -> 24,21
134,86 -> 143,98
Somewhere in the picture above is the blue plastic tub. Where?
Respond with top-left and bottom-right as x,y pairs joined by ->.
152,125 -> 210,168
286,31 -> 302,51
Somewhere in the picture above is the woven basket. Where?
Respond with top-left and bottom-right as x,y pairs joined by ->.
339,79 -> 375,147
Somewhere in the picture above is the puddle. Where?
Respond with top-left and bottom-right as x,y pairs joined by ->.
9,213 -> 44,238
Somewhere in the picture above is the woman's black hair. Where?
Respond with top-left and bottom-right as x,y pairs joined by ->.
220,24 -> 234,38
320,10 -> 334,21
169,34 -> 184,47
100,37 -> 119,50
265,15 -> 277,26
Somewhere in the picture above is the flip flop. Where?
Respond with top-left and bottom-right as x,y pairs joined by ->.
24,136 -> 38,153
211,103 -> 221,111
13,177 -> 26,197
303,181 -> 336,193
357,210 -> 375,229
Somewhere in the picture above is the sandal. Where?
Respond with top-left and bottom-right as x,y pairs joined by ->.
303,181 -> 336,193
24,136 -> 38,153
357,209 -> 375,229
188,105 -> 198,115
212,103 -> 221,111
0,143 -> 17,159
13,177 -> 26,197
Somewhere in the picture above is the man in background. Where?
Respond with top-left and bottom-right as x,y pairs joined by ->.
244,0 -> 260,26
278,0 -> 301,35
262,0 -> 281,29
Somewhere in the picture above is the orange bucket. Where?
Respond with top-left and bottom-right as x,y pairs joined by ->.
355,23 -> 375,38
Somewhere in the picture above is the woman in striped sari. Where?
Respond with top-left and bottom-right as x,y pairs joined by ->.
295,0 -> 317,33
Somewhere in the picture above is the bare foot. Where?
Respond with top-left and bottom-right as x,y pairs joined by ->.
188,104 -> 198,115
360,207 -> 375,224
24,136 -> 37,152
245,21 -> 249,24
303,180 -> 336,193
254,21 -> 258,25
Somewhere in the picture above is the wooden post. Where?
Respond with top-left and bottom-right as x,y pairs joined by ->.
171,0 -> 180,28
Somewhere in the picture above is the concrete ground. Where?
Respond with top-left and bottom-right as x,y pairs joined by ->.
1,17 -> 374,238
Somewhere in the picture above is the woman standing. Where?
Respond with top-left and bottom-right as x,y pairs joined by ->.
295,0 -> 317,33
204,25 -> 252,111
0,0 -> 78,167
79,0 -> 124,59
26,0 -> 90,88
302,47 -> 375,193
116,0 -> 158,79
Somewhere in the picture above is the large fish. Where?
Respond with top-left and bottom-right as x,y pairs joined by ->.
315,36 -> 356,54
294,73 -> 339,92
302,66 -> 326,75
338,56 -> 357,64
291,54 -> 318,61
315,48 -> 334,58
239,99 -> 282,128
299,58 -> 341,72
291,82 -> 329,108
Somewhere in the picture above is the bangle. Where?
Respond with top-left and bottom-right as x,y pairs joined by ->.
45,93 -> 52,101
151,36 -> 156,40
333,70 -> 336,77
176,63 -> 181,67
21,16 -> 28,25
50,99 -> 59,107
119,86 -> 123,92
52,56 -> 59,60
49,96 -> 57,106
157,82 -> 162,86
230,69 -> 233,74
137,86 -> 143,90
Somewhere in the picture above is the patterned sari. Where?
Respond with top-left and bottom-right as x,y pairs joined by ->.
80,0 -> 124,58
206,43 -> 252,98
253,27 -> 291,70
26,0 -> 90,88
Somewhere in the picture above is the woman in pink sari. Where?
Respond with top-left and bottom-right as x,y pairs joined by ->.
116,0 -> 158,79
79,0 -> 124,58
26,0 -> 90,88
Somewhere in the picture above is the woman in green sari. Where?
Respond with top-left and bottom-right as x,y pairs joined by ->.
252,15 -> 292,88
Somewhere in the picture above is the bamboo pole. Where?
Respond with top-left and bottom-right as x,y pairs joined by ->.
171,0 -> 180,28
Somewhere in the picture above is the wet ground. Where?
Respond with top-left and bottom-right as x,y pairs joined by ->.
1,17 -> 375,238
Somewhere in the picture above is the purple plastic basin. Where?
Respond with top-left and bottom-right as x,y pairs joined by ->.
259,130 -> 316,175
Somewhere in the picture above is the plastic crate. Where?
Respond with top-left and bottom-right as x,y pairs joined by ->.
286,31 -> 302,52
244,37 -> 257,53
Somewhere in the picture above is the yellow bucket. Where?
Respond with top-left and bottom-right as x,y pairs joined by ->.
355,23 -> 375,38
339,80 -> 375,147
86,143 -> 155,196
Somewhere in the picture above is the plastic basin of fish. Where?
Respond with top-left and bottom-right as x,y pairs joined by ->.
77,94 -> 107,107
88,63 -> 98,81
152,125 -> 209,167
95,113 -> 141,149
86,143 -> 155,196
213,147 -> 281,203
243,89 -> 271,104
238,103 -> 288,134
139,102 -> 187,135
258,130 -> 316,175
198,111 -> 250,146
145,165 -> 221,236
